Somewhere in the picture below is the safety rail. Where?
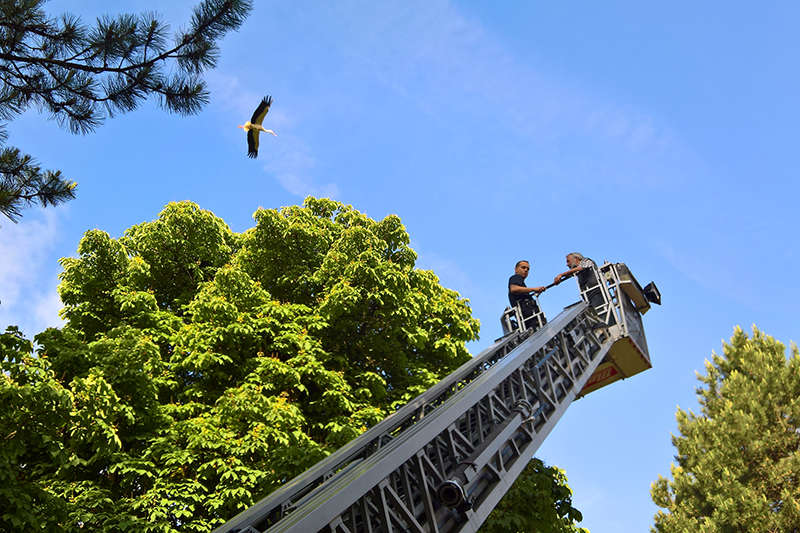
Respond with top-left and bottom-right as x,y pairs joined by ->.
499,297 -> 547,336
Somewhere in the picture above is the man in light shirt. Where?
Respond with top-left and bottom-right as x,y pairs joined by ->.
554,252 -> 608,318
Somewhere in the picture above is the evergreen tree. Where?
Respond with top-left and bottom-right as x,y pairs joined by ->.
0,0 -> 252,221
651,326 -> 800,532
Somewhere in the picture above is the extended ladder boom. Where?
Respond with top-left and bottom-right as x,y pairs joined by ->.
217,302 -> 614,533
215,304 -> 550,532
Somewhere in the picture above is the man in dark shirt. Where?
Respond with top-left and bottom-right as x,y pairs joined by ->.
508,260 -> 546,328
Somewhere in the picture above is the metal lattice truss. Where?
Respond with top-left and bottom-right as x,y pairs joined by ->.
576,262 -> 650,357
218,302 -> 613,533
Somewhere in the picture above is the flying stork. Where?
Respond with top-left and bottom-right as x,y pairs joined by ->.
238,96 -> 277,158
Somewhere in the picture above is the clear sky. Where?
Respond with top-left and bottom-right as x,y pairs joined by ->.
2,1 -> 798,531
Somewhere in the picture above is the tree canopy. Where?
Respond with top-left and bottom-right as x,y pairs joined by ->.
0,0 -> 252,221
1,198 -> 587,531
482,458 -> 588,533
1,198 -> 482,531
651,326 -> 800,532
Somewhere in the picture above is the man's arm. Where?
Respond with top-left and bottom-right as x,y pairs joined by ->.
510,284 -> 546,295
554,266 -> 583,285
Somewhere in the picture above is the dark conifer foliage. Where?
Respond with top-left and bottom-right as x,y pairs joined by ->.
0,0 -> 252,221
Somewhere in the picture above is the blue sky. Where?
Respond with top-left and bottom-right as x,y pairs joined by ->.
2,1 -> 799,531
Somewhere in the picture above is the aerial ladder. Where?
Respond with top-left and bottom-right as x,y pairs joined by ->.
215,262 -> 661,533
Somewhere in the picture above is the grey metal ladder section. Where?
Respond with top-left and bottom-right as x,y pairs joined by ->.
216,302 -> 611,533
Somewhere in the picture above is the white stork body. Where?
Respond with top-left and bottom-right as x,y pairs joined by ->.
238,96 -> 277,158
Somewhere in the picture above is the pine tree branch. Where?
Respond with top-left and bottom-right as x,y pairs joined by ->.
0,0 -> 253,221
0,0 -> 244,75
0,146 -> 76,222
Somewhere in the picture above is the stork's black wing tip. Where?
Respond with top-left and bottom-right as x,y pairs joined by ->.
251,96 -> 273,123
248,151 -> 258,158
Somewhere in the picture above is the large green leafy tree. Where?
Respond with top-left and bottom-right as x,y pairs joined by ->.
651,326 -> 800,532
1,198 -> 481,531
0,0 -> 252,221
2,198 -> 586,531
481,458 -> 588,533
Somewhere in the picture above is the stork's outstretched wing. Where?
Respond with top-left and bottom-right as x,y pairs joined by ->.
247,129 -> 260,158
250,96 -> 273,126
